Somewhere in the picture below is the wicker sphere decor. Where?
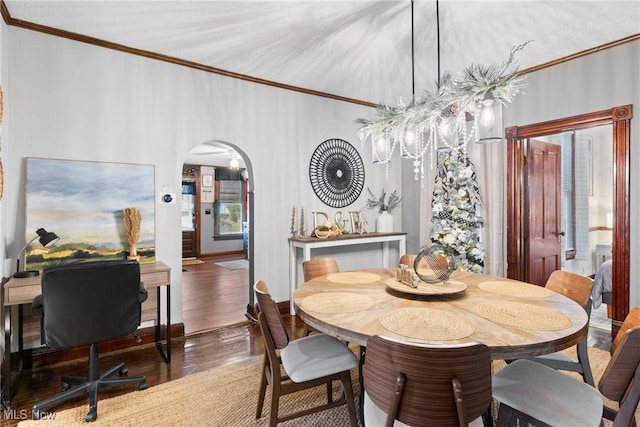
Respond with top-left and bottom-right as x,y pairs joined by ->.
414,244 -> 456,283
309,138 -> 365,208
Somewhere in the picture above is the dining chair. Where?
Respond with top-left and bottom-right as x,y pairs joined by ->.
493,306 -> 640,427
398,254 -> 416,267
363,335 -> 492,427
524,270 -> 596,385
253,280 -> 358,426
302,257 -> 340,281
300,257 -> 340,336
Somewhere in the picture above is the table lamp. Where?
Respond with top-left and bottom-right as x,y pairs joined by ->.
14,227 -> 60,278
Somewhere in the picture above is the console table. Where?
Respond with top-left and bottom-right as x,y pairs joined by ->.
288,232 -> 406,314
1,260 -> 171,403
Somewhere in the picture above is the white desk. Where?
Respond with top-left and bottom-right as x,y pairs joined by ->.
288,232 -> 406,314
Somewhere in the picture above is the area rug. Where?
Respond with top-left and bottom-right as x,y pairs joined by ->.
18,346 -> 638,426
182,258 -> 205,266
215,259 -> 249,270
18,356 -> 358,426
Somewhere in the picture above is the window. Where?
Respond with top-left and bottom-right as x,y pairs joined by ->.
214,168 -> 247,239
560,133 -> 576,258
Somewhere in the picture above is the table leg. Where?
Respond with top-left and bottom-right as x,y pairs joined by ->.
2,304 -> 11,403
289,243 -> 297,315
358,345 -> 366,427
155,285 -> 171,363
382,242 -> 390,268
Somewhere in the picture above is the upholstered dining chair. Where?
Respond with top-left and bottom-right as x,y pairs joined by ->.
254,280 -> 358,426
363,335 -> 492,427
493,306 -> 640,427
31,260 -> 148,422
524,270 -> 596,385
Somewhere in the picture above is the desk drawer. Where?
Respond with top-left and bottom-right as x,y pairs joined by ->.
141,271 -> 170,288
6,286 -> 40,305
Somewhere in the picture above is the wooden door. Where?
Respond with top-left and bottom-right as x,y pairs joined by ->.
525,139 -> 562,286
506,105 -> 632,337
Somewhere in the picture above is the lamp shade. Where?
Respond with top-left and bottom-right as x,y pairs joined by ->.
36,227 -> 60,248
475,98 -> 503,144
14,228 -> 59,278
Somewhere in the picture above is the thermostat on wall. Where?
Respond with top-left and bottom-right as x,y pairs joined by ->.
159,192 -> 176,204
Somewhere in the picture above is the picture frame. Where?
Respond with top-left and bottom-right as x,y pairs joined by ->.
202,174 -> 213,187
24,157 -> 156,271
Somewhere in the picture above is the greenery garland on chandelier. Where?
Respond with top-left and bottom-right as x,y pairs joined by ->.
355,43 -> 531,272
356,42 -> 529,152
430,149 -> 484,273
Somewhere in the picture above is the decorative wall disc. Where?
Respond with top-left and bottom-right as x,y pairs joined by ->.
309,139 -> 365,208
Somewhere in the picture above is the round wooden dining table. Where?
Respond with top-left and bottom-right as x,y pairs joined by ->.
293,268 -> 589,360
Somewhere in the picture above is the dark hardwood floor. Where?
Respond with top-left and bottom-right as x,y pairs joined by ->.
0,257 -> 613,425
181,254 -> 251,334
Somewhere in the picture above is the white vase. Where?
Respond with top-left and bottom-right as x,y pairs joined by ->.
376,211 -> 393,233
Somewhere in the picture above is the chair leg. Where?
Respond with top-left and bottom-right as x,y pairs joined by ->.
496,403 -> 515,427
86,382 -> 99,422
33,383 -> 91,419
256,357 -> 268,419
577,339 -> 595,386
32,345 -> 145,421
268,381 -> 280,427
340,371 -> 358,427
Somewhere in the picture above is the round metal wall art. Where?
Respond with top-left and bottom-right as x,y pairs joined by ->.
309,138 -> 365,208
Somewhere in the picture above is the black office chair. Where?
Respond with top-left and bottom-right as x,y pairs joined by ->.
31,260 -> 149,422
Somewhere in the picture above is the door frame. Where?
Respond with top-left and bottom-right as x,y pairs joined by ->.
506,104 -> 632,336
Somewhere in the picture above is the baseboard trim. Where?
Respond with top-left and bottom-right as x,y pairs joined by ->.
20,323 -> 185,369
200,250 -> 245,259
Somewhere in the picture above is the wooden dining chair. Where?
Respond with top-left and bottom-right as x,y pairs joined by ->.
525,270 -> 596,385
253,280 -> 358,426
300,257 -> 340,336
363,335 -> 492,427
398,254 -> 416,267
493,306 -> 640,427
302,257 -> 340,281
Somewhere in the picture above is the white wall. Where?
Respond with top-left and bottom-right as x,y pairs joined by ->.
1,27 -> 401,324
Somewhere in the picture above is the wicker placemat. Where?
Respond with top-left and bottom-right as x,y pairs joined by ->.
300,292 -> 375,314
379,307 -> 474,341
478,281 -> 555,298
326,271 -> 381,284
473,301 -> 573,330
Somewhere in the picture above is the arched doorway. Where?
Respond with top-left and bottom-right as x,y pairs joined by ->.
181,141 -> 254,334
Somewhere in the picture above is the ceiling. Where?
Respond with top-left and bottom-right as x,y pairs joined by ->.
3,0 -> 639,164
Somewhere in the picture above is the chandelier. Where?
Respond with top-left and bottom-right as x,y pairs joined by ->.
356,0 -> 528,184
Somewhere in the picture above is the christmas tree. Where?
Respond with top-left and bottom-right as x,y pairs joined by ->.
430,149 -> 485,273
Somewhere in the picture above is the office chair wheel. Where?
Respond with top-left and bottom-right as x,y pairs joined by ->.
119,367 -> 128,377
139,380 -> 148,391
61,381 -> 70,391
85,409 -> 97,422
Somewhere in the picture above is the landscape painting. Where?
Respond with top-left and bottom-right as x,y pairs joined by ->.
24,158 -> 155,272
